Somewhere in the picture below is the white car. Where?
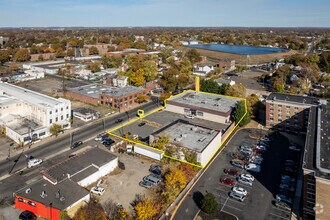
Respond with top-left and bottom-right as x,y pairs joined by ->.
91,186 -> 105,196
232,186 -> 247,196
256,145 -> 267,151
238,177 -> 253,186
240,173 -> 255,182
27,158 -> 43,168
229,191 -> 245,202
240,145 -> 251,151
185,114 -> 195,119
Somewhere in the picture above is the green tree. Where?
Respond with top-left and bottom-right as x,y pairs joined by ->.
233,101 -> 250,126
143,60 -> 157,82
225,84 -> 247,98
73,202 -> 107,220
13,49 -> 30,62
319,52 -> 330,72
200,79 -> 220,94
153,134 -> 170,150
185,48 -> 202,64
160,68 -> 179,92
87,62 -> 101,73
130,68 -> 146,86
201,192 -> 218,214
89,46 -> 99,55
49,124 -> 62,137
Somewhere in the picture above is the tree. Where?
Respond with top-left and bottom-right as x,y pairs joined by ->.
164,169 -> 187,190
225,84 -> 247,98
49,124 -> 62,137
73,202 -> 107,220
233,101 -> 250,126
153,134 -> 170,150
66,48 -> 75,57
143,60 -> 157,82
160,68 -> 179,92
13,49 -> 30,62
318,52 -> 330,73
246,94 -> 261,119
87,62 -> 101,73
186,49 -> 202,64
159,92 -> 172,104
134,196 -> 157,220
101,55 -> 122,68
201,192 -> 218,214
135,94 -> 149,103
104,200 -> 128,220
201,79 -> 220,94
59,211 -> 71,220
130,68 -> 146,87
177,73 -> 189,89
0,50 -> 10,65
89,46 -> 99,55
55,48 -> 65,58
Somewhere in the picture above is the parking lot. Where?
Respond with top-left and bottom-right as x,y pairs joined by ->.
174,128 -> 302,220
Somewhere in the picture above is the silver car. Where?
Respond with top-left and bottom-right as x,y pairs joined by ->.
229,191 -> 245,202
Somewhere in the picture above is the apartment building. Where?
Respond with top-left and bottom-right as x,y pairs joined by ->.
0,83 -> 71,144
265,93 -> 319,132
302,101 -> 330,220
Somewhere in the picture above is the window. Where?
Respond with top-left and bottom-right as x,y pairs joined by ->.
66,106 -> 69,109
129,101 -> 132,104
50,119 -> 52,124
286,106 -> 290,109
197,111 -> 204,116
278,104 -> 282,108
294,106 -> 299,110
50,111 -> 52,114
39,132 -> 46,136
278,119 -> 282,122
17,198 -> 23,202
101,96 -> 104,99
55,109 -> 58,113
130,96 -> 132,99
61,108 -> 63,111
28,201 -> 36,207
61,115 -> 63,120
286,115 -> 290,119
270,103 -> 274,107
270,117 -> 274,121
184,108 -> 190,113
56,117 -> 58,122
124,97 -> 128,101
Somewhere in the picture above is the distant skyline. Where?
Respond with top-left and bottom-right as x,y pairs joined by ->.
1,0 -> 330,27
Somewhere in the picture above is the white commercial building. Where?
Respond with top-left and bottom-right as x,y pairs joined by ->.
0,83 -> 71,144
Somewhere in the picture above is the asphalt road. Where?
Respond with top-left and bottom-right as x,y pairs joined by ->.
0,99 -> 159,179
172,128 -> 293,220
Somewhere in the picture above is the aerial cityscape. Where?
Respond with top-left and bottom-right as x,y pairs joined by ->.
0,0 -> 329,220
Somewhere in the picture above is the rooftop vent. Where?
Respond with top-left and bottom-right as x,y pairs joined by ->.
198,137 -> 206,142
40,191 -> 47,198
201,101 -> 206,104
56,190 -> 60,199
60,196 -> 65,202
25,188 -> 31,194
191,126 -> 198,131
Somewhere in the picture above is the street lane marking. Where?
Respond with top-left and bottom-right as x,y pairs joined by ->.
222,204 -> 243,212
269,212 -> 290,219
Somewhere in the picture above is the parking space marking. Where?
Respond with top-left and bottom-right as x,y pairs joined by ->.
236,183 -> 253,189
215,186 -> 231,193
227,198 -> 246,205
271,206 -> 291,213
222,204 -> 243,212
269,212 -> 290,219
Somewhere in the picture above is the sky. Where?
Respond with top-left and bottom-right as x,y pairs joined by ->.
0,0 -> 330,27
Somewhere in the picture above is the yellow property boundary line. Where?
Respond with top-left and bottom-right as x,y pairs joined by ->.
107,90 -> 247,169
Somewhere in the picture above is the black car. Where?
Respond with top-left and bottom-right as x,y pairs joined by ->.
115,118 -> 123,123
71,141 -> 83,149
19,211 -> 37,220
149,164 -> 161,176
138,122 -> 146,127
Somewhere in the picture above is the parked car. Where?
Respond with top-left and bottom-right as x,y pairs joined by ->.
240,148 -> 253,156
149,164 -> 162,176
115,118 -> 123,123
260,137 -> 271,142
143,174 -> 162,185
185,114 -> 195,119
138,122 -> 146,127
91,186 -> 105,196
289,145 -> 301,152
231,160 -> 245,169
275,201 -> 291,211
279,184 -> 295,191
27,158 -> 43,168
229,191 -> 245,202
220,177 -> 236,186
249,155 -> 263,164
94,135 -> 103,141
239,145 -> 251,151
276,194 -> 293,205
240,173 -> 255,182
139,180 -> 153,189
19,211 -> 37,220
256,145 -> 267,151
245,163 -> 261,173
71,141 -> 83,149
224,169 -> 240,176
232,186 -> 247,196
238,177 -> 253,186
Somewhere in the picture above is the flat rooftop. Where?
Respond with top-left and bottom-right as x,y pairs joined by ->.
7,117 -> 44,135
166,91 -> 240,116
154,120 -> 219,153
68,83 -> 144,99
0,83 -> 69,108
16,178 -> 89,210
112,110 -> 229,142
266,93 -> 319,105
44,147 -> 117,183
303,101 -> 330,180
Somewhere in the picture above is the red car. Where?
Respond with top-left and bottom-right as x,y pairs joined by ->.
224,169 -> 240,176
220,177 -> 236,186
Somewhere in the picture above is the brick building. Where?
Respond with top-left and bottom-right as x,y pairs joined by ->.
65,83 -> 148,111
265,93 -> 319,132
302,100 -> 329,220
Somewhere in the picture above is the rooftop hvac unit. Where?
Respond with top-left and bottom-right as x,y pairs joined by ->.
25,188 -> 31,194
198,137 -> 206,142
191,126 -> 198,131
